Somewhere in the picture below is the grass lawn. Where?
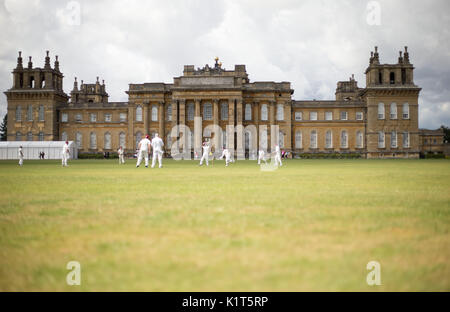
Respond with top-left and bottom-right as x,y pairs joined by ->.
0,158 -> 449,291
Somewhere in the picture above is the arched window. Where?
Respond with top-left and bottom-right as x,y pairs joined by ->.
221,102 -> 229,120
136,105 -> 143,122
76,132 -> 82,149
27,105 -> 33,121
261,104 -> 268,121
104,132 -> 111,149
356,131 -> 363,148
244,104 -> 252,121
390,103 -> 397,119
295,131 -> 302,148
90,132 -> 97,149
61,131 -> 68,142
390,72 -> 395,84
276,104 -> 284,121
245,131 -> 251,150
310,130 -> 317,149
378,103 -> 385,119
166,104 -> 172,121
378,131 -> 385,148
38,132 -> 44,141
38,105 -> 44,121
27,131 -> 33,141
16,106 -> 22,121
167,133 -> 172,148
16,132 -> 22,141
135,131 -> 142,149
391,131 -> 397,148
340,130 -> 348,148
119,132 -> 126,148
203,102 -> 212,120
326,130 -> 333,148
260,129 -> 268,150
151,105 -> 158,121
278,131 -> 284,148
187,103 -> 194,121
402,103 -> 409,119
222,130 -> 227,148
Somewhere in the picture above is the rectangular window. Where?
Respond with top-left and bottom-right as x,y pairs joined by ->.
325,111 -> 333,121
119,113 -> 127,122
203,103 -> 212,120
340,111 -> 348,120
75,113 -> 82,122
104,113 -> 112,122
61,113 -> 68,123
403,103 -> 410,119
310,111 -> 317,121
378,131 -> 385,148
403,132 -> 410,148
356,112 -> 363,120
294,112 -> 302,121
391,131 -> 397,148
90,113 -> 97,123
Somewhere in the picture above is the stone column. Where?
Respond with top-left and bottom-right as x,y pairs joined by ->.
179,99 -> 186,154
285,101 -> 292,151
254,101 -> 260,151
227,98 -> 235,155
194,99 -> 202,159
269,100 -> 276,152
213,99 -> 220,157
127,105 -> 134,151
236,98 -> 244,159
171,100 -> 178,152
143,101 -> 149,135
158,101 -> 165,144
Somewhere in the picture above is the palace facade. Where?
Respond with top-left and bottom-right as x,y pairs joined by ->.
4,47 -> 444,158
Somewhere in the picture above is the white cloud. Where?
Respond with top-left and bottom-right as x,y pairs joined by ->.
0,0 -> 449,128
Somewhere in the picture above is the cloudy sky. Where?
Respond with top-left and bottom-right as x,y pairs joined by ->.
0,0 -> 449,128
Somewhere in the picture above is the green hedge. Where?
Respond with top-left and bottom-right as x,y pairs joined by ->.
295,153 -> 362,159
424,152 -> 445,159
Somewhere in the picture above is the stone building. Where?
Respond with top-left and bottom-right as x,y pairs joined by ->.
4,48 -> 444,158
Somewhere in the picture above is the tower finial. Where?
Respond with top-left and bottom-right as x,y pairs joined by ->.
73,76 -> 78,91
16,51 -> 23,69
44,51 -> 51,69
96,76 -> 99,83
54,55 -> 60,71
28,56 -> 33,69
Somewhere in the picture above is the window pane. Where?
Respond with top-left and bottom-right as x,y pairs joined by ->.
203,103 -> 212,120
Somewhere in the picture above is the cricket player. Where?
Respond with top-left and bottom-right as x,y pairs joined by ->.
258,149 -> 267,165
18,145 -> 24,166
118,146 -> 125,164
274,144 -> 282,167
61,141 -> 70,167
136,135 -> 151,168
151,133 -> 164,168
219,148 -> 232,166
199,140 -> 211,166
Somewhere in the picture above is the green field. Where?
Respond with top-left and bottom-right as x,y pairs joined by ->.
0,158 -> 449,291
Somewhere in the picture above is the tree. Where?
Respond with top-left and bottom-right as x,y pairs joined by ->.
0,114 -> 7,141
441,125 -> 450,143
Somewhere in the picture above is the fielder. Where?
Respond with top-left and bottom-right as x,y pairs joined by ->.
151,133 -> 164,168
118,146 -> 125,164
61,141 -> 70,167
219,148 -> 232,166
136,135 -> 151,168
199,140 -> 211,166
258,149 -> 267,165
18,145 -> 24,166
274,144 -> 283,167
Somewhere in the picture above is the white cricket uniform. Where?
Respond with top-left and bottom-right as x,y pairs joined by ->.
258,150 -> 266,165
18,147 -> 24,166
199,144 -> 210,166
220,149 -> 232,166
61,143 -> 70,167
274,146 -> 282,166
136,138 -> 151,167
151,136 -> 164,168
118,148 -> 125,164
